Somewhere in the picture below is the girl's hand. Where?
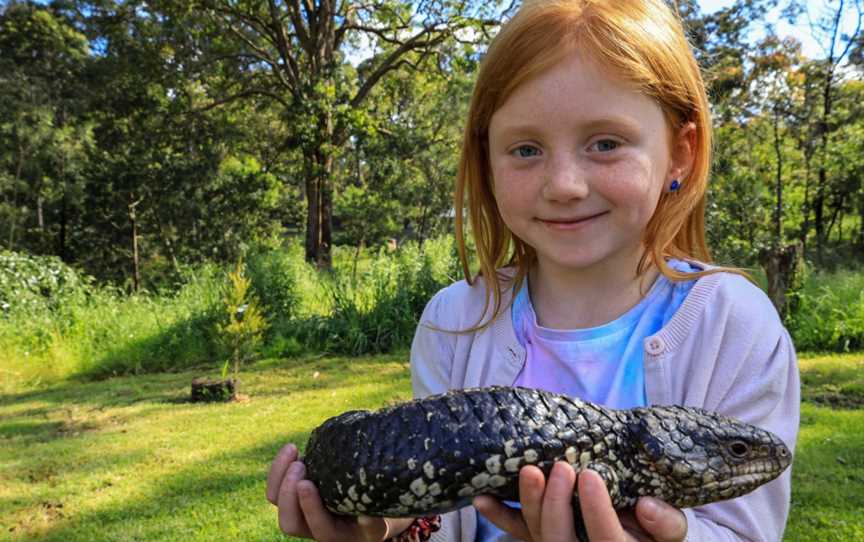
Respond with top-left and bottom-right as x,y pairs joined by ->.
266,443 -> 397,542
474,462 -> 687,542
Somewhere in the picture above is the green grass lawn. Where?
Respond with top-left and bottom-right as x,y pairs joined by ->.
1,352 -> 862,541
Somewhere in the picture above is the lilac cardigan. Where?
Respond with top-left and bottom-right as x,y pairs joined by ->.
410,268 -> 800,542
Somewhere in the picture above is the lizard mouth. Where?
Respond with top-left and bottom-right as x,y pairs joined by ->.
677,457 -> 789,503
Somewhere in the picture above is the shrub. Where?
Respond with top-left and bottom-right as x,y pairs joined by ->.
786,269 -> 864,352
246,243 -> 305,322
0,250 -> 92,316
292,237 -> 457,355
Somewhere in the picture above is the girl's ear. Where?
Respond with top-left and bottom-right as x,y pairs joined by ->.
669,121 -> 697,181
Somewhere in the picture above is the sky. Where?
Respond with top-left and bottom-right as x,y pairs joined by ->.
342,1 -> 861,66
698,0 -> 862,60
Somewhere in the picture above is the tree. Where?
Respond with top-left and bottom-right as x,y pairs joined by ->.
336,40 -> 475,256
803,0 -> 863,263
178,0 -> 513,268
0,1 -> 91,257
747,35 -> 807,316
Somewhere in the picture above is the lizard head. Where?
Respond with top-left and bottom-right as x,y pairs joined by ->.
626,405 -> 792,508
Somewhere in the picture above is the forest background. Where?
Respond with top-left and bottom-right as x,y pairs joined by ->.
0,0 -> 863,379
1,0 -> 863,540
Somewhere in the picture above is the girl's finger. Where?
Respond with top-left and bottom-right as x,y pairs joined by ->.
267,443 -> 298,505
298,479 -> 349,542
578,469 -> 627,542
277,461 -> 311,537
540,462 -> 577,541
357,515 -> 389,542
518,465 -> 546,539
634,497 -> 687,542
473,496 -> 533,541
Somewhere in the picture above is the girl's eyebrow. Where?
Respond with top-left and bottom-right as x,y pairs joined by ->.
495,116 -> 642,139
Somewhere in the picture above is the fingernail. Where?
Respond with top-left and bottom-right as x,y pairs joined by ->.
641,497 -> 660,521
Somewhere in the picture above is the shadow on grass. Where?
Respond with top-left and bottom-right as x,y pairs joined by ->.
8,434 -> 303,541
800,355 -> 864,409
4,366 -> 413,541
0,352 -> 408,412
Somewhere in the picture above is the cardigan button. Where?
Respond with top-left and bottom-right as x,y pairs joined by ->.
646,336 -> 666,355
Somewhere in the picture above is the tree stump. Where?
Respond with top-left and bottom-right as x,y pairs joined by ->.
759,242 -> 803,319
190,378 -> 236,402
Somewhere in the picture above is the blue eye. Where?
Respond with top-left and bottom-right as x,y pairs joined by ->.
513,145 -> 540,158
593,139 -> 619,152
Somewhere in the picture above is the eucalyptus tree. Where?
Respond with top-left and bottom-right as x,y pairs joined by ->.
178,0 -> 514,268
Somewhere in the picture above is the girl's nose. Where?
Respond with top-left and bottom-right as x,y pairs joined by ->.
541,156 -> 589,202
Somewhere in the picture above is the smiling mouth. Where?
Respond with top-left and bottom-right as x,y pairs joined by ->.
538,212 -> 607,225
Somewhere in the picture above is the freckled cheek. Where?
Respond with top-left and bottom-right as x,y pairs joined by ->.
491,172 -> 536,221
598,164 -> 661,214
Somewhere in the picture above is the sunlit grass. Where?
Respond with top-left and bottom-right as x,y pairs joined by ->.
0,353 -> 412,541
0,352 -> 861,540
782,351 -> 864,541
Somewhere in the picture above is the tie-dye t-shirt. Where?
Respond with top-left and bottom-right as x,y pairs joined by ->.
475,259 -> 699,541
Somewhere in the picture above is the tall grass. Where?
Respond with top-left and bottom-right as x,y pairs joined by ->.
2,238 -> 862,390
290,239 -> 458,356
785,269 -> 864,352
0,238 -> 459,388
0,264 -> 224,388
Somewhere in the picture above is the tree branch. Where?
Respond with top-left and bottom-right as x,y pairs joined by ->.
350,26 -> 451,109
267,0 -> 302,95
192,88 -> 290,113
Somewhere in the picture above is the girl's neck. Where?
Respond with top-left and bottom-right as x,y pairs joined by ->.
528,250 -> 659,329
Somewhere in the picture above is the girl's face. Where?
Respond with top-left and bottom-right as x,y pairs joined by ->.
487,52 -> 694,277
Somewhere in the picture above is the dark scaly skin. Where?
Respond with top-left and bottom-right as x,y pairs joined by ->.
304,387 -> 791,533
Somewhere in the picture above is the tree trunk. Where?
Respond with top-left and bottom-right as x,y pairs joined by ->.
814,167 -> 826,263
58,194 -> 68,261
859,193 -> 864,250
320,178 -> 333,268
759,243 -> 803,319
8,143 -> 26,250
304,105 -> 336,269
815,59 -> 835,265
304,170 -> 320,264
156,215 -> 181,275
837,208 -> 843,243
825,193 -> 845,243
129,196 -> 142,292
37,196 -> 44,230
799,153 -> 811,251
772,105 -> 783,246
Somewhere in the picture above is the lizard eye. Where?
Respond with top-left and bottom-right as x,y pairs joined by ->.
728,440 -> 749,458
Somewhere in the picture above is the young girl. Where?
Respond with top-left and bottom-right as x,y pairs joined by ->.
265,0 -> 801,541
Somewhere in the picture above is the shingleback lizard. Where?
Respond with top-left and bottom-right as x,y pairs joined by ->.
303,386 -> 791,539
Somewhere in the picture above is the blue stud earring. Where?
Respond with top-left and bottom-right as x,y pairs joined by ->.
669,179 -> 681,192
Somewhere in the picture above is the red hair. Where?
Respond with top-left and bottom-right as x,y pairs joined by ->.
455,0 -> 739,330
